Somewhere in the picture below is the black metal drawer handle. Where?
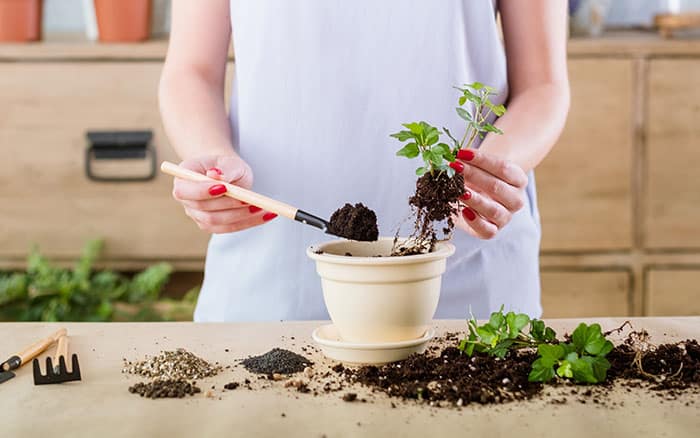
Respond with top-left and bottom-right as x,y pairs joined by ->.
85,130 -> 157,182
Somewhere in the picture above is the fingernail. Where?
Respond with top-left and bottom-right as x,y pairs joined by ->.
208,184 -> 227,196
461,190 -> 472,201
449,161 -> 465,173
463,207 -> 477,221
248,206 -> 262,214
208,167 -> 223,175
457,149 -> 475,161
263,212 -> 278,222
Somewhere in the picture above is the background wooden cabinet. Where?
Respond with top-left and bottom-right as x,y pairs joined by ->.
645,59 -> 700,250
0,62 -> 209,266
541,270 -> 630,317
646,269 -> 700,316
537,59 -> 634,252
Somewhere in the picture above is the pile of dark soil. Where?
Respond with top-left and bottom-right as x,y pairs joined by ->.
242,348 -> 313,375
394,172 -> 465,255
339,346 -> 541,406
328,203 -> 379,242
128,379 -> 201,399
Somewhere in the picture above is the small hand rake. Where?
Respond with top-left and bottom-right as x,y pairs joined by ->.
33,335 -> 81,385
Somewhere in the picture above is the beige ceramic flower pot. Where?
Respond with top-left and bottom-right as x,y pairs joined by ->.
307,238 -> 455,343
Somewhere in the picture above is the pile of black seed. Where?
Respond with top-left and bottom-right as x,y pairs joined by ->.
128,379 -> 201,399
242,348 -> 313,375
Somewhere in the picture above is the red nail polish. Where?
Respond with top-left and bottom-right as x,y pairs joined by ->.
449,161 -> 465,173
457,149 -> 475,161
208,167 -> 223,175
263,212 -> 278,222
461,190 -> 472,201
208,184 -> 227,196
463,207 -> 477,221
248,206 -> 262,214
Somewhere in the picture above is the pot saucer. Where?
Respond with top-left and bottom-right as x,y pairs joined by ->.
312,324 -> 435,365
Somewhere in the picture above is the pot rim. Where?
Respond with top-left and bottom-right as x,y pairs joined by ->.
306,237 -> 455,266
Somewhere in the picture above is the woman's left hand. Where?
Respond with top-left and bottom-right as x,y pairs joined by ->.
449,149 -> 529,240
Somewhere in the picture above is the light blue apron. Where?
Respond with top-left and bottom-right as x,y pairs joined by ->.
194,0 -> 542,321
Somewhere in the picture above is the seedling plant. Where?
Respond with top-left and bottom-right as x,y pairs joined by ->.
459,306 -> 615,385
389,83 -> 506,254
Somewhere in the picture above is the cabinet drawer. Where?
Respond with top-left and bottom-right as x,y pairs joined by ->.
646,60 -> 700,249
0,62 -> 210,262
541,270 -> 630,317
646,269 -> 700,316
537,59 -> 634,251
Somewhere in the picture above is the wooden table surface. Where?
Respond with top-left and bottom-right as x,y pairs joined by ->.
1,318 -> 698,438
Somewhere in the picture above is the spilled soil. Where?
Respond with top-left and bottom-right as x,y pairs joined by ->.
328,203 -> 379,242
328,331 -> 700,407
393,172 -> 465,256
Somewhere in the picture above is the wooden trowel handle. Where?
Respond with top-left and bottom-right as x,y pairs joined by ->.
6,328 -> 67,370
160,161 -> 298,220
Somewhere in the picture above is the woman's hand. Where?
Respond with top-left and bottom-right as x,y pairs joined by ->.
172,155 -> 277,234
449,149 -> 528,240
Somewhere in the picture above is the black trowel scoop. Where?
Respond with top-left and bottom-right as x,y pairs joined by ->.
161,161 -> 378,241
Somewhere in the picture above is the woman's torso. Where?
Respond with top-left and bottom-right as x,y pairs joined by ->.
194,0 -> 542,322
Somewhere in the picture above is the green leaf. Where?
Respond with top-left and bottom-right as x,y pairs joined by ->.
572,323 -> 612,356
426,129 -> 440,146
492,104 -> 506,117
505,312 -> 530,338
476,325 -> 498,347
469,82 -> 485,90
456,107 -> 472,122
530,319 -> 545,341
458,96 -> 467,106
432,143 -> 449,157
443,127 -> 460,148
537,343 -> 565,366
390,130 -> 415,142
416,166 -> 427,176
545,327 -> 557,342
396,142 -> 419,158
557,360 -> 574,379
570,357 -> 596,383
491,339 -> 515,359
488,311 -> 505,330
586,356 -> 611,382
403,122 -> 423,135
529,358 -> 555,382
480,123 -> 503,135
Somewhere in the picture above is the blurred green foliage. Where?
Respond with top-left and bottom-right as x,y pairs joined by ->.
0,240 -> 198,322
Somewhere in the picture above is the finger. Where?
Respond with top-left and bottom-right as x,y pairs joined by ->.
460,206 -> 498,240
200,211 -> 278,234
460,188 -> 511,229
173,178 -> 229,202
185,205 -> 266,227
455,163 -> 524,212
455,149 -> 528,188
181,196 -> 249,212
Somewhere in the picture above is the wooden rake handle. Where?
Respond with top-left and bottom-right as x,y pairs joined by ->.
18,328 -> 66,364
160,161 -> 298,220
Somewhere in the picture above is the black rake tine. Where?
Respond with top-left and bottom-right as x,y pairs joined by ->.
70,354 -> 82,379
